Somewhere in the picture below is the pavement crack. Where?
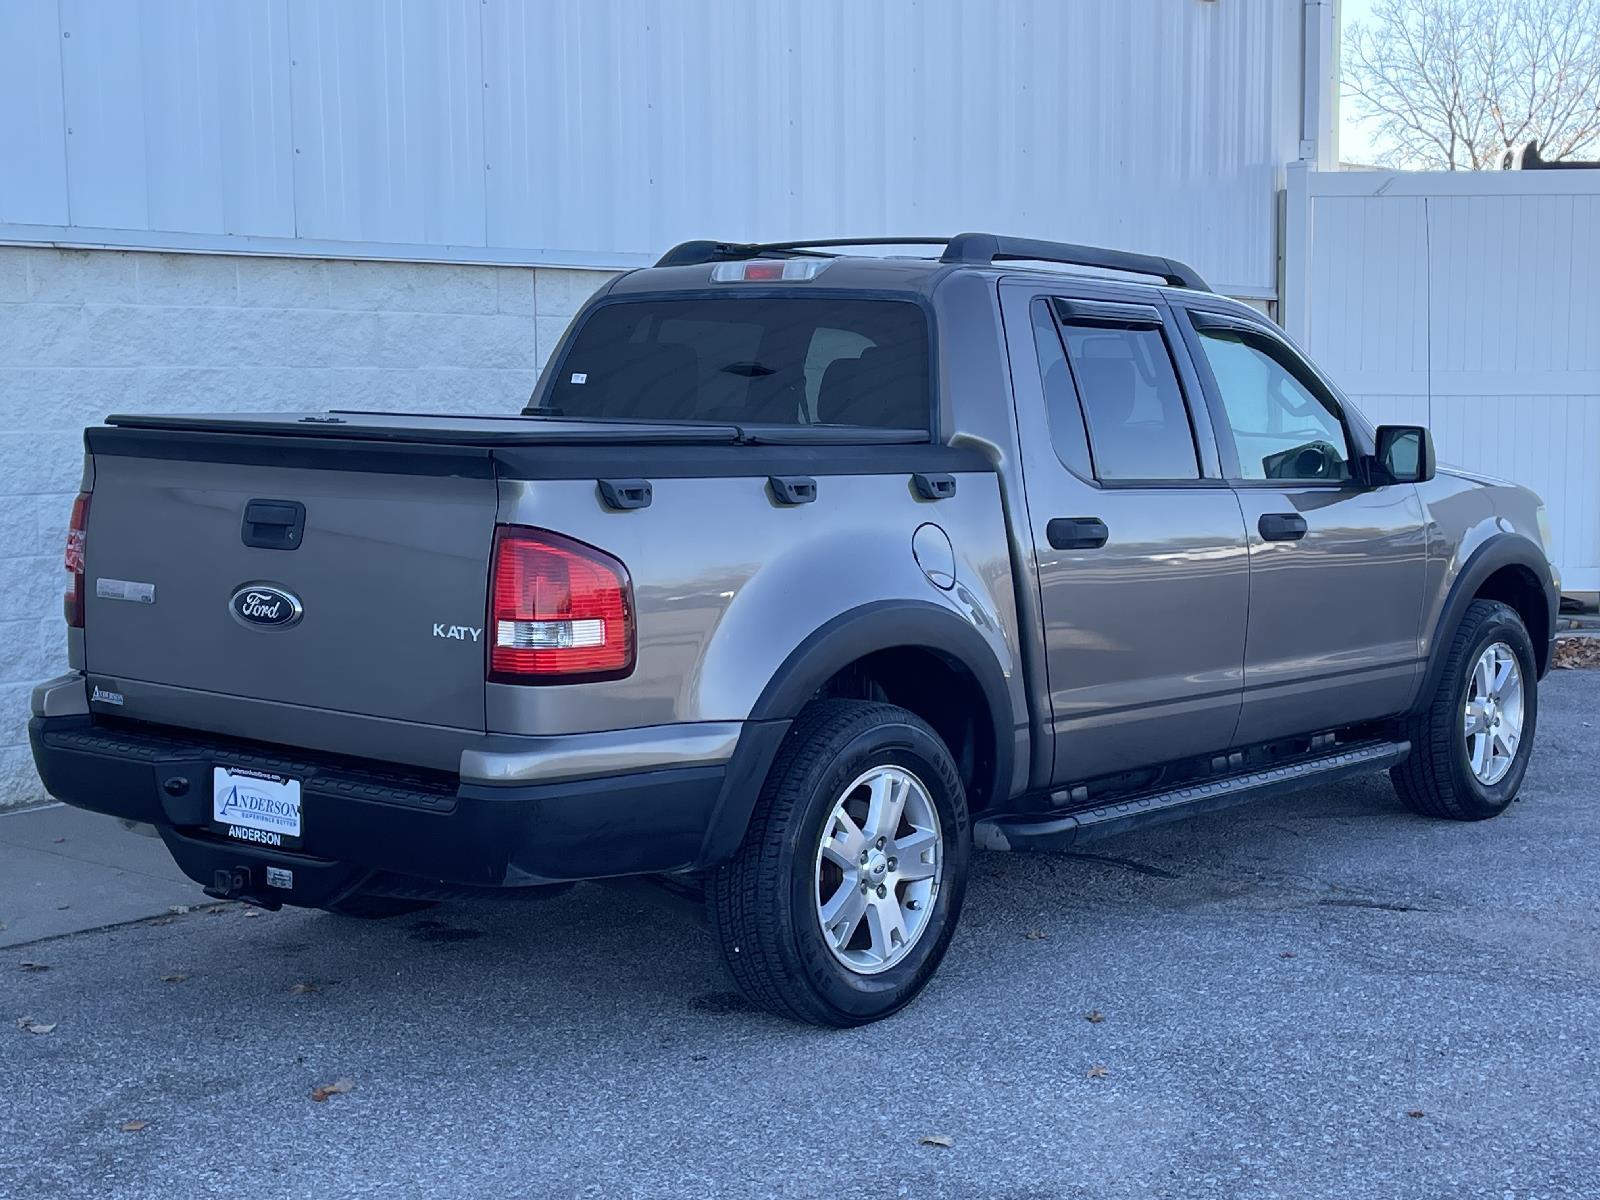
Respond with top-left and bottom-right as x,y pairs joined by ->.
1057,851 -> 1179,879
1315,896 -> 1431,913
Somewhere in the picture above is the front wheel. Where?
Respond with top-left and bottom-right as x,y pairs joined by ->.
707,699 -> 970,1027
1392,598 -> 1538,820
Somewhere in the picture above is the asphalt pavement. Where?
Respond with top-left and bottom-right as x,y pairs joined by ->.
2,670 -> 1597,1199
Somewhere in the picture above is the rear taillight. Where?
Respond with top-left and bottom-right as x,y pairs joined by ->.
64,491 -> 90,628
488,527 -> 635,682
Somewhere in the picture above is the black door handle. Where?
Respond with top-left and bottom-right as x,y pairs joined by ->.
1047,517 -> 1109,550
241,499 -> 306,550
1258,512 -> 1309,542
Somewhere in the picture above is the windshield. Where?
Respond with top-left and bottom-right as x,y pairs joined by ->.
536,296 -> 931,430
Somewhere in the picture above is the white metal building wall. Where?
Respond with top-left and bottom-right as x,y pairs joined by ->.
0,0 -> 1303,296
1283,168 -> 1600,593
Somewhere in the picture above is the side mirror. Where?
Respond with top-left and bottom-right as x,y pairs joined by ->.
1373,425 -> 1435,484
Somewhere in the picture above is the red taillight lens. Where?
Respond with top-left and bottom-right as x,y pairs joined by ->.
64,491 -> 90,628
489,527 -> 634,682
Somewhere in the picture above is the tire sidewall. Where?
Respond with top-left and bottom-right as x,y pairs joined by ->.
1446,606 -> 1538,813
781,717 -> 970,1024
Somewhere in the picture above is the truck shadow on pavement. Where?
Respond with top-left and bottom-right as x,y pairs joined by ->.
245,768 -> 1468,1019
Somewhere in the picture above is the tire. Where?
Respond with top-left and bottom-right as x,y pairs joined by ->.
707,699 -> 971,1027
1391,598 -> 1538,821
321,893 -> 438,920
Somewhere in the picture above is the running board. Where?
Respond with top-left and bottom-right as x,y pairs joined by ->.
975,739 -> 1410,853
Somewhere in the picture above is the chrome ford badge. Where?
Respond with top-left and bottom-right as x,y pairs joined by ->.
230,584 -> 304,629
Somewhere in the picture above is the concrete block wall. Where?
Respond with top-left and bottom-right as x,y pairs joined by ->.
0,246 -> 616,807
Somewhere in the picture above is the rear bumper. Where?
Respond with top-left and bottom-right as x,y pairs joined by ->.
28,710 -> 788,909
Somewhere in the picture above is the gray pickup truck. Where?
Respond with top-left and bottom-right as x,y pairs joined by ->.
30,233 -> 1560,1026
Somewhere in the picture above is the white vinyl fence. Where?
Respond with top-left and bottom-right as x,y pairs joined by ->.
1283,165 -> 1600,594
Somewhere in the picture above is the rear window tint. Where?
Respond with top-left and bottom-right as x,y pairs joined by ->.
542,298 -> 931,430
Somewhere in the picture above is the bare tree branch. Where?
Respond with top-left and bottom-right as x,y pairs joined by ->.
1342,0 -> 1600,169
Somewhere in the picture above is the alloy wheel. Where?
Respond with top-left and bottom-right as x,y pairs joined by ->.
813,765 -> 942,975
1463,640 -> 1524,786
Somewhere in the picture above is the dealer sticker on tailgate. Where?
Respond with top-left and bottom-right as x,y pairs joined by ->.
213,767 -> 302,846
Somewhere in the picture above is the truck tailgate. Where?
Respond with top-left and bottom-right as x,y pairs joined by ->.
83,450 -> 498,730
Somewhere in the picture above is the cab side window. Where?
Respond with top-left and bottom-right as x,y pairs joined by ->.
1031,300 -> 1094,479
1061,323 -> 1199,482
1195,327 -> 1352,483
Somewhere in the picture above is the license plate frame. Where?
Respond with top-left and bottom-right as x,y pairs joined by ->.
212,766 -> 303,851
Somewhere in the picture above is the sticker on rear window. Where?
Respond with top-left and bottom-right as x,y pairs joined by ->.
570,372 -> 588,384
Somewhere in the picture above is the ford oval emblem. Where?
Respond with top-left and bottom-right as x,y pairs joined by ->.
229,584 -> 304,629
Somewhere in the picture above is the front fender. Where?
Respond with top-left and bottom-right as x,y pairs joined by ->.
1413,530 -> 1557,710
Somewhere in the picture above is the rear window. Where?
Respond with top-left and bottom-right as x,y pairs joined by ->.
540,297 -> 931,430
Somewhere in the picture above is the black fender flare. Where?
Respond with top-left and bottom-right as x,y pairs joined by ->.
695,601 -> 1016,868
758,599 -> 1013,800
1412,532 -> 1558,713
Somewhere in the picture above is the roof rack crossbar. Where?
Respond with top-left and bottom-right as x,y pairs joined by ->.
654,233 -> 1211,291
940,232 -> 1210,291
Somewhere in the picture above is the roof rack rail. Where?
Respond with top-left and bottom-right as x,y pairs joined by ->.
940,232 -> 1210,291
654,233 -> 1211,291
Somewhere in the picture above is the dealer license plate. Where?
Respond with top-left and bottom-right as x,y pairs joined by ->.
213,767 -> 302,849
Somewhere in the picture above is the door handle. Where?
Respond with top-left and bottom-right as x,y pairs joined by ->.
1258,512 -> 1309,542
241,499 -> 306,550
1047,517 -> 1109,550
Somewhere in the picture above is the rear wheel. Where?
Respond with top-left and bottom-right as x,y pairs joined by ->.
707,699 -> 970,1026
1392,599 -> 1538,820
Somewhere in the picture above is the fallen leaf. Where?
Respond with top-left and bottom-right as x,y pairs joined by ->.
119,1120 -> 149,1133
52,837 -> 66,844
1280,951 -> 1298,959
1086,1064 -> 1109,1079
168,905 -> 190,916
1552,637 -> 1600,670
1085,1010 -> 1105,1024
918,1134 -> 954,1149
289,982 -> 317,995
310,1078 -> 355,1103
1406,1109 -> 1425,1119
160,974 -> 187,984
242,910 -> 261,919
19,962 -> 49,973
16,1017 -> 57,1035
1024,929 -> 1049,941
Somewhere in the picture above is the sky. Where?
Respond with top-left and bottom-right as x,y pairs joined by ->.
1337,0 -> 1385,164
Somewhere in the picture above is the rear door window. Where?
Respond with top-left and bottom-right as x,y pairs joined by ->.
1031,300 -> 1094,479
1060,323 -> 1200,482
542,297 -> 931,430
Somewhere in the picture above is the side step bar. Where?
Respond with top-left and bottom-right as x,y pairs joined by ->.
975,740 -> 1410,853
